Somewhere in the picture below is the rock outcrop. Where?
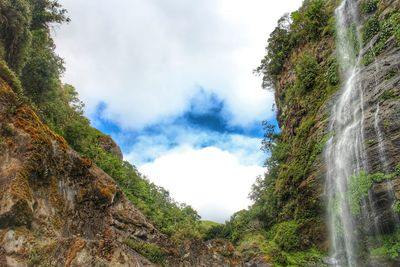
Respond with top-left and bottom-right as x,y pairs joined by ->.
0,79 -> 265,266
98,135 -> 123,160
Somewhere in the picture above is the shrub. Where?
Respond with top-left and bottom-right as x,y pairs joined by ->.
362,49 -> 375,65
370,230 -> 400,260
295,53 -> 319,92
326,57 -> 339,85
0,0 -> 32,71
0,60 -> 23,93
272,221 -> 300,251
393,201 -> 400,214
255,14 -> 292,89
380,89 -> 398,100
390,13 -> 400,43
360,0 -> 378,14
384,68 -> 397,80
362,15 -> 380,44
125,239 -> 165,264
348,170 -> 397,215
0,123 -> 14,136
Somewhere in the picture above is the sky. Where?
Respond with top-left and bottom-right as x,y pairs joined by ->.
54,0 -> 303,223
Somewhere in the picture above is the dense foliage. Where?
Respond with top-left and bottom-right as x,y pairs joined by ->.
362,10 -> 400,65
0,0 -> 202,243
254,0 -> 332,89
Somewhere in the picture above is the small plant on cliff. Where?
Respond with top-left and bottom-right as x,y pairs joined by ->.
362,11 -> 400,65
326,57 -> 340,85
124,239 -> 165,264
295,53 -> 320,93
391,13 -> 400,43
362,14 -> 380,44
348,170 -> 397,215
384,68 -> 398,80
380,89 -> 398,100
393,201 -> 400,214
271,220 -> 301,251
0,123 -> 14,136
370,229 -> 400,260
348,171 -> 379,215
360,0 -> 378,14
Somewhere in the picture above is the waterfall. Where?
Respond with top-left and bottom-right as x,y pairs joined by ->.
325,0 -> 366,266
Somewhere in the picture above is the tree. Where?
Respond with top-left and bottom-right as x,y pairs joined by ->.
0,0 -> 32,71
255,14 -> 292,89
29,0 -> 69,30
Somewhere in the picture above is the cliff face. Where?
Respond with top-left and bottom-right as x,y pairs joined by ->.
257,0 -> 400,262
0,79 -> 254,266
358,0 -> 400,238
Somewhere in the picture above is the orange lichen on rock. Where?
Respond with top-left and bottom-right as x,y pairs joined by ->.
94,178 -> 117,204
65,237 -> 86,267
9,173 -> 32,202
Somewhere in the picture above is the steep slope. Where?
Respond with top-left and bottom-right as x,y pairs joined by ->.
0,79 -> 254,266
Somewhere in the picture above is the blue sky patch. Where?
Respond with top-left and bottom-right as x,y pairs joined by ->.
90,88 -> 271,166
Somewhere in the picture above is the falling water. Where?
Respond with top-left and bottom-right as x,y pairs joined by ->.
325,0 -> 366,266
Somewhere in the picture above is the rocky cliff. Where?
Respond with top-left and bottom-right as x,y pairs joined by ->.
227,0 -> 400,265
0,79 -> 262,266
273,0 -> 400,238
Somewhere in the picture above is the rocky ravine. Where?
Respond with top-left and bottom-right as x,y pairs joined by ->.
0,79 -> 269,266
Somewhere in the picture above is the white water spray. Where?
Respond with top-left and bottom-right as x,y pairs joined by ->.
325,0 -> 366,265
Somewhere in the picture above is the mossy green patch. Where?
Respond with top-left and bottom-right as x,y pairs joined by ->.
370,229 -> 400,260
348,170 -> 398,216
360,0 -> 378,14
380,89 -> 399,100
271,220 -> 301,251
362,11 -> 400,65
124,239 -> 165,265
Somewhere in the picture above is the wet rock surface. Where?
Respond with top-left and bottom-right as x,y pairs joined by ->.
0,80 -> 268,266
359,15 -> 400,235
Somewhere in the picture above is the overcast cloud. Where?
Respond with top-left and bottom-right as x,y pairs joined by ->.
55,0 -> 303,222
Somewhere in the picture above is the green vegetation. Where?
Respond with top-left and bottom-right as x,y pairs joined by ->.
362,11 -> 400,65
271,220 -> 300,251
125,239 -> 165,264
362,14 -> 379,44
348,169 -> 399,216
254,0 -> 330,89
380,89 -> 399,100
384,68 -> 398,80
235,232 -> 325,267
0,122 -> 14,136
360,0 -> 378,14
393,201 -> 400,214
370,229 -> 400,260
0,0 -> 203,244
295,53 -> 320,93
199,220 -> 221,235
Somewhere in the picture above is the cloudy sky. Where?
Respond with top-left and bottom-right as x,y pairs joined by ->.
54,0 -> 303,222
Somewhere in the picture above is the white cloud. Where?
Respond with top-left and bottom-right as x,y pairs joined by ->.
55,0 -> 303,129
123,123 -> 265,167
139,145 -> 265,222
